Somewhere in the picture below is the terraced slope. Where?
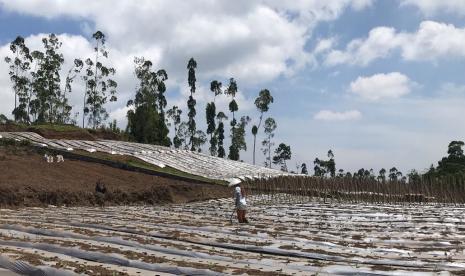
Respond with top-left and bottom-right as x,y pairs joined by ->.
0,198 -> 464,275
0,132 -> 292,182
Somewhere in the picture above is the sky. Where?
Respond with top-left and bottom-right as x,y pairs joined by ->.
0,0 -> 465,175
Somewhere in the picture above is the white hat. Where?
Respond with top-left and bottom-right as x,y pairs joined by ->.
228,178 -> 242,187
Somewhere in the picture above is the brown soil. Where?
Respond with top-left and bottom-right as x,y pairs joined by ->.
0,147 -> 229,207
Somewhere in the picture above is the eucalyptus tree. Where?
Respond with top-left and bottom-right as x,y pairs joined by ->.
154,68 -> 168,133
326,150 -> 336,177
447,140 -> 465,157
28,50 -> 45,122
261,117 -> 277,168
83,31 -> 117,129
192,130 -> 207,152
377,168 -> 386,182
312,150 -> 336,177
301,163 -> 308,175
313,158 -> 326,177
4,36 -> 32,122
28,34 -> 66,123
177,121 -> 191,150
126,57 -> 169,145
153,68 -> 169,144
187,58 -> 197,150
206,80 -> 222,155
216,111 -> 228,158
60,58 -> 83,123
252,89 -> 273,164
40,34 -> 64,122
225,78 -> 239,159
229,115 -> 251,161
388,167 -> 402,181
167,105 -> 182,148
273,143 -> 292,172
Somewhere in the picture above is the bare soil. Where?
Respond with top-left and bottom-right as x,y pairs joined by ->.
0,146 -> 229,207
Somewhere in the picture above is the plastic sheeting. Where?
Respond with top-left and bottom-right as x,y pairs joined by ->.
0,255 -> 76,276
0,240 -> 223,276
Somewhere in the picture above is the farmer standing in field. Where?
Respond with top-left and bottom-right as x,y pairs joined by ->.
229,179 -> 248,223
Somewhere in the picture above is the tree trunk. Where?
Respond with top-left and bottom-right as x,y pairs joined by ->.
253,134 -> 256,165
82,85 -> 86,128
268,137 -> 271,168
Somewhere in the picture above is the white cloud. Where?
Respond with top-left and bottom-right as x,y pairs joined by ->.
314,110 -> 362,121
314,38 -> 336,55
325,27 -> 399,66
349,72 -> 413,101
0,0 -> 375,126
0,0 -> 373,85
323,21 -> 465,66
401,0 -> 465,16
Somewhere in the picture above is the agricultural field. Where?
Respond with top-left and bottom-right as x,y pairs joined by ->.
0,196 -> 464,275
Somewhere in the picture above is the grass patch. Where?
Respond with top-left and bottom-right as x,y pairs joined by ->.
28,124 -> 83,132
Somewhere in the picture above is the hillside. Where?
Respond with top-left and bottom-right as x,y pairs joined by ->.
0,131 -> 291,182
0,142 -> 229,207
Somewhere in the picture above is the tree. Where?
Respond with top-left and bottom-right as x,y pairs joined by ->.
337,169 -> 345,178
0,114 -> 8,124
167,106 -> 182,148
326,150 -> 336,177
177,122 -> 190,150
313,150 -> 336,177
427,140 -> 465,176
26,35 -> 79,124
155,68 -> 169,141
216,111 -> 228,158
389,167 -> 401,181
313,158 -> 326,177
210,80 -> 222,101
206,80 -> 222,155
206,102 -> 217,155
192,130 -> 207,152
261,117 -> 277,168
126,57 -> 169,145
229,116 -> 251,160
108,119 -> 121,133
4,36 -> 32,122
37,33 -> 65,123
301,163 -> 308,175
187,57 -> 197,150
273,143 -> 291,172
252,89 -> 273,165
377,168 -> 386,182
60,58 -> 83,123
83,31 -> 117,129
448,141 -> 464,157
225,78 -> 239,159
407,169 -> 421,183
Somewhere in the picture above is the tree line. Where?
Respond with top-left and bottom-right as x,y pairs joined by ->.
3,32 -> 292,168
299,140 -> 465,181
4,32 -> 116,129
